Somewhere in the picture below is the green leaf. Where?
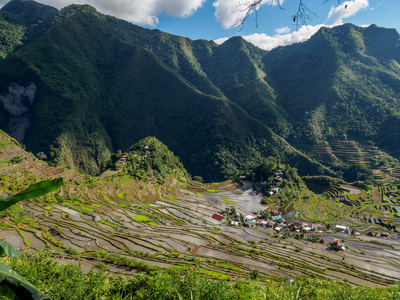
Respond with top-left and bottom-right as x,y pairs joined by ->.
0,240 -> 21,258
0,263 -> 50,300
0,284 -> 16,299
0,178 -> 63,212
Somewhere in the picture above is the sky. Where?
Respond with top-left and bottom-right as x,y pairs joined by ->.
1,0 -> 400,51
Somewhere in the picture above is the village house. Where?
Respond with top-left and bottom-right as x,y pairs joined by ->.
116,152 -> 129,170
244,219 -> 257,227
269,186 -> 281,195
271,215 -> 283,223
212,213 -> 225,222
289,221 -> 304,231
332,225 -> 349,232
380,232 -> 389,238
230,221 -> 239,226
331,238 -> 345,251
270,209 -> 279,216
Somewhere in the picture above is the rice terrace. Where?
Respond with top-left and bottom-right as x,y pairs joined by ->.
2,131 -> 400,298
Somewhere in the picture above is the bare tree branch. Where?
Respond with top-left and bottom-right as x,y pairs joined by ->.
292,0 -> 318,29
234,0 -> 345,30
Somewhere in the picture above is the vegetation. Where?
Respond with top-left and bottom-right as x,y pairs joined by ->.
3,2 -> 392,182
1,129 -> 400,297
6,251 -> 400,300
0,177 -> 63,299
2,2 -> 400,298
126,137 -> 190,184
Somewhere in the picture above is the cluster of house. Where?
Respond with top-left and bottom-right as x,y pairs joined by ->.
329,225 -> 388,238
367,231 -> 390,238
265,169 -> 284,196
116,152 -> 129,170
213,208 -> 322,232
116,146 -> 152,170
275,169 -> 283,182
244,209 -> 281,227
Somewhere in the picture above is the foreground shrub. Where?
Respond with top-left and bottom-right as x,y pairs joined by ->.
5,251 -> 400,299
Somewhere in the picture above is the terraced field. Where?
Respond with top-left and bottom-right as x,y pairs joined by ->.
2,131 -> 400,287
1,181 -> 400,287
310,140 -> 380,168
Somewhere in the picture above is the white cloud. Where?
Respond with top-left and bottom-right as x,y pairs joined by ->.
327,0 -> 369,25
215,24 -> 337,51
214,0 -> 371,51
274,26 -> 290,35
213,0 -> 284,29
4,0 -> 206,27
214,37 -> 230,44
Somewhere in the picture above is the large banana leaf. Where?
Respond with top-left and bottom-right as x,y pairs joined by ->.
0,178 -> 63,212
0,262 -> 50,300
0,240 -> 21,258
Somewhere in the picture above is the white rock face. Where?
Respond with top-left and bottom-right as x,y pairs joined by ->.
0,82 -> 36,142
0,82 -> 36,116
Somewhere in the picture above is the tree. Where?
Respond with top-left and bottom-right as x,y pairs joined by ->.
236,0 -> 344,29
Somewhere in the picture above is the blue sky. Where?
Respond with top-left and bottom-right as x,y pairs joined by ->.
152,0 -> 400,49
2,0 -> 399,50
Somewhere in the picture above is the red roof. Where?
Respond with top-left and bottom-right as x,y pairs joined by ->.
271,209 -> 279,215
212,213 -> 225,221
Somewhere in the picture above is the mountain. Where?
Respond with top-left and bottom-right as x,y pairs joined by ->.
263,24 -> 400,150
0,0 -> 330,181
0,0 -> 399,181
0,0 -> 57,58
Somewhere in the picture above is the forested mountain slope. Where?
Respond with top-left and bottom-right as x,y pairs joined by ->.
0,0 -> 399,181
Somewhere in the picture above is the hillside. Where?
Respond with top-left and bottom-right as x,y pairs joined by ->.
0,0 -> 328,181
2,128 -> 400,299
263,24 -> 400,150
1,1 -> 400,183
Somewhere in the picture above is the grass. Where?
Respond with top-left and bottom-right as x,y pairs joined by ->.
207,189 -> 219,193
223,200 -> 236,204
103,195 -> 112,202
117,193 -> 125,200
44,206 -> 54,210
199,268 -> 231,279
166,196 -> 177,201
100,220 -> 116,227
81,206 -> 94,212
133,215 -> 150,222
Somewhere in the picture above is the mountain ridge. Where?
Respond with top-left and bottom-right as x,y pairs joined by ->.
0,0 -> 399,181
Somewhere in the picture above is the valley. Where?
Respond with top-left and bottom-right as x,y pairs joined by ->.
2,130 -> 400,290
3,177 -> 400,287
